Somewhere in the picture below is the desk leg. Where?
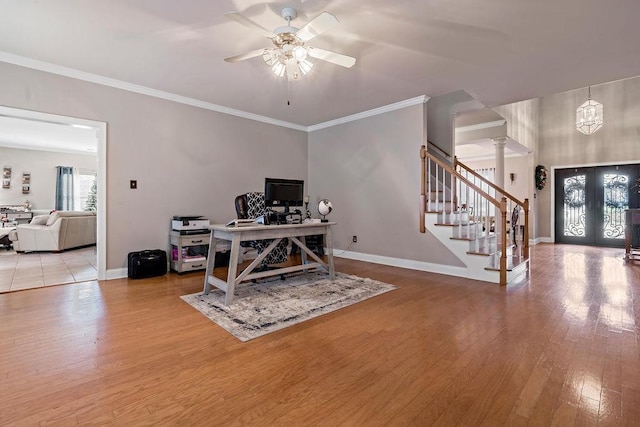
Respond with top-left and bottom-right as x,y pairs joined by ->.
325,226 -> 335,280
300,235 -> 308,265
225,234 -> 241,305
203,233 -> 218,295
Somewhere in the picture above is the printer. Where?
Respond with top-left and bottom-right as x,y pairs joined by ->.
171,215 -> 210,234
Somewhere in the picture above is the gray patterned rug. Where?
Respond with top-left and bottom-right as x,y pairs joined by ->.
180,271 -> 396,342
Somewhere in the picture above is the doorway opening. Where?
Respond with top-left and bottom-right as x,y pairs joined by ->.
0,105 -> 107,280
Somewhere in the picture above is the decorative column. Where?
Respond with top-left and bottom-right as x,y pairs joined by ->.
492,137 -> 507,235
493,137 -> 507,189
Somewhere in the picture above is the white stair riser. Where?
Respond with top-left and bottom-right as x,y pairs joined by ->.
426,212 -> 501,283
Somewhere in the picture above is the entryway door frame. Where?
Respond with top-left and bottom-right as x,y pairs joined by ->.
0,105 -> 107,280
550,160 -> 640,247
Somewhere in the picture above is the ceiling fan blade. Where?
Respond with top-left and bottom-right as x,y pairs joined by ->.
307,47 -> 356,68
224,48 -> 266,63
225,12 -> 275,38
295,12 -> 339,42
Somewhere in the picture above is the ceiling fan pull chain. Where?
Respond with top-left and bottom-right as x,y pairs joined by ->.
287,80 -> 291,106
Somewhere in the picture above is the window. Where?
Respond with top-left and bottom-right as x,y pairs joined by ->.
74,169 -> 97,211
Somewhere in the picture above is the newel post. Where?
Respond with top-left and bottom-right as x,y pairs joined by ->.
500,197 -> 508,286
420,145 -> 427,233
523,198 -> 530,259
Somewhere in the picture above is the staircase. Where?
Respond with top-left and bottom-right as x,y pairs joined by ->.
419,144 -> 530,285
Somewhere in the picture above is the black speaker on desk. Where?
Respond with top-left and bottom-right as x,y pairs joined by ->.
268,212 -> 289,225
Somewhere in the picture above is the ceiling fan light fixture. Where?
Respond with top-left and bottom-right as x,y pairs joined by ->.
285,57 -> 302,80
271,61 -> 286,77
293,45 -> 308,61
299,58 -> 313,74
225,8 -> 356,81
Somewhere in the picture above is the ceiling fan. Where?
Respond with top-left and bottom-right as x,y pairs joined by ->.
224,7 -> 356,81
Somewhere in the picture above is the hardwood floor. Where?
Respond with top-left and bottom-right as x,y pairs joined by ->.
1,243 -> 638,425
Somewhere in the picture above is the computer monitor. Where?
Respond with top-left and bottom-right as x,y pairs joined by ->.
264,178 -> 304,213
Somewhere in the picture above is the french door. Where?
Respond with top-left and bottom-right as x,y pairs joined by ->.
555,164 -> 640,247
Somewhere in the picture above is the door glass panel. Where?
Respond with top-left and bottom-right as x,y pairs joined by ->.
603,173 -> 628,239
563,175 -> 586,237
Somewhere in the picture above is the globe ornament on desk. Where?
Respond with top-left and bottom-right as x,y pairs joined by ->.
318,199 -> 333,222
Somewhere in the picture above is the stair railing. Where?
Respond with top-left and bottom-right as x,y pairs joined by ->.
420,144 -> 529,285
454,158 -> 529,261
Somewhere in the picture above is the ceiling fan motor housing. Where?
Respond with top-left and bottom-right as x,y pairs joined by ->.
281,7 -> 297,21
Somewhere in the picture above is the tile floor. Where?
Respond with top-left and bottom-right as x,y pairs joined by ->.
0,246 -> 97,293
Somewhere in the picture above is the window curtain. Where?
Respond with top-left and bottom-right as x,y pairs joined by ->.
55,166 -> 75,211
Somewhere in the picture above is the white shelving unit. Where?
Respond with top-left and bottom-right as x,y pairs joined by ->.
169,231 -> 210,274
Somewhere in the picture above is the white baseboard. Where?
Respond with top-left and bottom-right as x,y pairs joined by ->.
534,237 -> 553,244
106,268 -> 128,280
105,249 -> 497,281
333,249 -> 469,278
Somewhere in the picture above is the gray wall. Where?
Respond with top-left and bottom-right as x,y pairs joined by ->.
493,98 -> 540,152
0,147 -> 96,210
0,62 -> 307,270
537,76 -> 640,238
308,104 -> 463,267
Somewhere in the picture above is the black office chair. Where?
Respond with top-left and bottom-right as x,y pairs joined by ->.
235,192 -> 289,272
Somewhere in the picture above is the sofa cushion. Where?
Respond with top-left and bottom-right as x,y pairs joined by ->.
46,212 -> 60,226
30,215 -> 50,225
46,210 -> 96,226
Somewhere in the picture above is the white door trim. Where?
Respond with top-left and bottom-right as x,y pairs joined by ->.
0,105 -> 107,280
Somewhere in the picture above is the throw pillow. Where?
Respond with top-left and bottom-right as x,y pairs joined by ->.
30,215 -> 50,225
46,212 -> 60,226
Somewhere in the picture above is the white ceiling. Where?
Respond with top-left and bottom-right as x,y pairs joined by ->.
0,116 -> 97,155
1,0 -> 639,129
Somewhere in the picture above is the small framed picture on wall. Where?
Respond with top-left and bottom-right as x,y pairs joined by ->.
22,172 -> 31,194
2,166 -> 11,189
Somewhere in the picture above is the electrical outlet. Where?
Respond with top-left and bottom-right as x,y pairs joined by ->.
352,235 -> 357,243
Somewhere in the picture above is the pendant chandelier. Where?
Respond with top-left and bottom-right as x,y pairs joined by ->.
576,86 -> 603,135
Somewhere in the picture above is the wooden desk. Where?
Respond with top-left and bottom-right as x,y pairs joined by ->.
203,222 -> 336,305
624,209 -> 640,263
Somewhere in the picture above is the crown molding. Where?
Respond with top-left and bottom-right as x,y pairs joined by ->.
307,95 -> 429,132
0,51 -> 430,133
0,51 -> 307,132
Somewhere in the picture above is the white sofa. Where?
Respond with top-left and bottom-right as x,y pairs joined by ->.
10,211 -> 97,252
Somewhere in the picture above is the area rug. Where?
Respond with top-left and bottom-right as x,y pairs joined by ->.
180,271 -> 396,342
